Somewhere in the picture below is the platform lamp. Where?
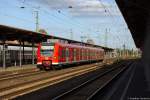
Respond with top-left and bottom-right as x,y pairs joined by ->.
20,5 -> 39,65
20,6 -> 39,32
20,0 -> 39,31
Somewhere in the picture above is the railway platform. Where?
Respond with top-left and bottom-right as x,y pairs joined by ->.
88,59 -> 150,100
123,61 -> 150,99
0,64 -> 37,73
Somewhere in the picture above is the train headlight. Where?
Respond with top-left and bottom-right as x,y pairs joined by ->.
38,57 -> 41,59
54,56 -> 57,59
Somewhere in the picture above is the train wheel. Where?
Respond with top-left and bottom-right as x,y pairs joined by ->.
52,66 -> 56,70
39,67 -> 44,70
58,65 -> 63,70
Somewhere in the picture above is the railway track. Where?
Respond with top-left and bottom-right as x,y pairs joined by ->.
0,70 -> 45,82
88,61 -> 137,100
0,62 -> 104,100
52,61 -> 133,100
0,68 -> 39,78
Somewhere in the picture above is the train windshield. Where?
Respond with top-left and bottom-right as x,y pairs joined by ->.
41,45 -> 54,57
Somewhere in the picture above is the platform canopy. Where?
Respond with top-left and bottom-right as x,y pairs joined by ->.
0,24 -> 52,43
0,24 -> 113,50
116,0 -> 149,49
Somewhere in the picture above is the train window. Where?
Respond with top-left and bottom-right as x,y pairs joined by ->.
82,49 -> 84,59
41,45 -> 54,57
60,49 -> 63,58
72,49 -> 74,59
88,50 -> 90,58
59,48 -> 61,58
72,49 -> 73,57
62,48 -> 66,58
63,49 -> 65,58
80,49 -> 82,60
86,49 -> 88,58
66,48 -> 69,57
87,50 -> 89,58
76,49 -> 78,58
78,49 -> 80,58
89,50 -> 90,58
85,49 -> 86,58
62,49 -> 64,58
74,49 -> 76,57
88,50 -> 89,57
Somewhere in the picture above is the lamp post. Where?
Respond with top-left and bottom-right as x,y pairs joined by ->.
80,36 -> 87,43
34,11 -> 39,32
70,29 -> 73,40
20,6 -> 39,65
20,6 -> 39,32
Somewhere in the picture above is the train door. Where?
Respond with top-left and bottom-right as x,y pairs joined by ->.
58,47 -> 62,63
0,48 -> 2,67
78,48 -> 80,62
82,49 -> 84,61
66,48 -> 69,63
86,49 -> 88,60
80,49 -> 82,61
73,48 -> 76,62
62,47 -> 66,63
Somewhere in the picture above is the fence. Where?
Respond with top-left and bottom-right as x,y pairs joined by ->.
0,50 -> 36,67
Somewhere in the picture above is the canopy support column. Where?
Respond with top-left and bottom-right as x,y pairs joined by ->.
3,41 -> 6,69
23,41 -> 25,64
19,41 -> 22,67
32,41 -> 35,65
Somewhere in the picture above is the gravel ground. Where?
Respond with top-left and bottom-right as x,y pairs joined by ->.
0,62 -> 103,91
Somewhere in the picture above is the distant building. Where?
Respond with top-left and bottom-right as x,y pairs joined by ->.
38,29 -> 48,35
87,39 -> 95,44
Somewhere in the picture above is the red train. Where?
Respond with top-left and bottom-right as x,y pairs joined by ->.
36,41 -> 104,70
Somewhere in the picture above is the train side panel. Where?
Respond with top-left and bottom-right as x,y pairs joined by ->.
36,42 -> 105,70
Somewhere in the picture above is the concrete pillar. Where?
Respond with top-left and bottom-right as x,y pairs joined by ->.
23,41 -> 25,64
3,41 -> 6,69
142,13 -> 150,64
142,13 -> 150,90
32,42 -> 35,65
109,51 -> 111,58
19,41 -> 22,67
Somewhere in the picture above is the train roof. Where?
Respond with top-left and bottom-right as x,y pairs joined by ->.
55,42 -> 104,51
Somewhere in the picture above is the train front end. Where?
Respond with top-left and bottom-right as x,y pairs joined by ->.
37,42 -> 54,70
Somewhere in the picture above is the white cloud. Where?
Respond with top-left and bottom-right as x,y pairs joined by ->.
30,0 -> 76,9
29,0 -> 121,17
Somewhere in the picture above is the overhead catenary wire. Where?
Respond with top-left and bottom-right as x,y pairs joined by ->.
98,0 -> 132,48
0,0 -> 135,48
54,9 -> 90,31
39,0 -> 91,31
19,1 -> 90,32
0,0 -> 75,33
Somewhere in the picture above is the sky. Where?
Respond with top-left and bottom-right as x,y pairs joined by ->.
0,0 -> 136,49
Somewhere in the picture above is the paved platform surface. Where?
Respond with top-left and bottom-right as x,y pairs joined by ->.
124,60 -> 150,99
88,59 -> 150,100
0,65 -> 36,73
